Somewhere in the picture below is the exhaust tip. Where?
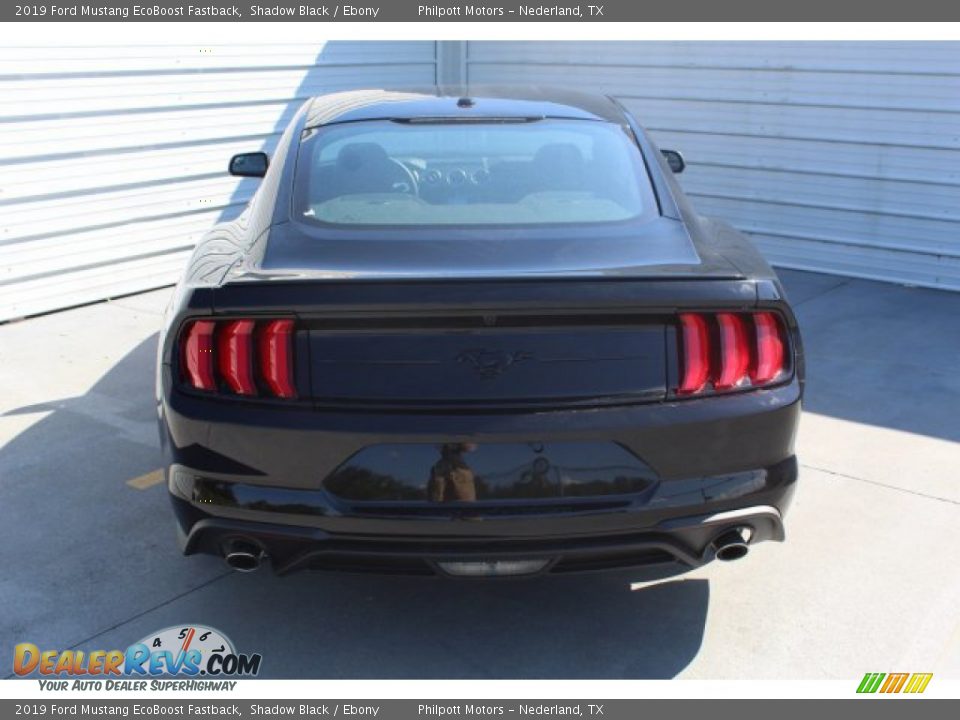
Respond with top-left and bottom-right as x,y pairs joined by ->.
222,539 -> 264,572
711,527 -> 752,562
715,542 -> 749,562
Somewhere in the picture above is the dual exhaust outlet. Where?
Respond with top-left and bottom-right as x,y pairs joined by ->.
710,526 -> 752,562
219,525 -> 754,573
222,539 -> 265,573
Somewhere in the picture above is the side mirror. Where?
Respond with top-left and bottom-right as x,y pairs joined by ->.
661,149 -> 685,174
229,152 -> 269,178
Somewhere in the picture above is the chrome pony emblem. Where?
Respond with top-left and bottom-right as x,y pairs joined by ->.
456,348 -> 533,378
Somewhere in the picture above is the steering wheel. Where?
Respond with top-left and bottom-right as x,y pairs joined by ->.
387,159 -> 419,195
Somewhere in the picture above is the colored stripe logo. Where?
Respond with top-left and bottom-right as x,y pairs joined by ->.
857,672 -> 933,694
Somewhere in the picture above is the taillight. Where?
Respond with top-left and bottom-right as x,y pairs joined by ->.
181,320 -> 216,391
217,320 -> 257,396
675,311 -> 789,396
179,318 -> 296,399
714,313 -> 751,390
258,319 -> 297,399
750,312 -> 786,385
678,313 -> 711,395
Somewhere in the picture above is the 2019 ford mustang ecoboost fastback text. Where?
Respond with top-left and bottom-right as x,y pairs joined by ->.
156,87 -> 803,577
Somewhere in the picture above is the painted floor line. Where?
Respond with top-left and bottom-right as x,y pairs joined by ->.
127,468 -> 164,490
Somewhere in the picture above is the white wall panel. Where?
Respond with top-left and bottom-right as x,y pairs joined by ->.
0,41 -> 437,321
467,41 -> 960,290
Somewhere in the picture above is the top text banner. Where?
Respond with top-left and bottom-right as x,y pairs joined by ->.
4,0 -> 960,22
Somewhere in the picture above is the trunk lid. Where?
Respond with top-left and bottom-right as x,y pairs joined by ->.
245,216 -> 744,281
308,320 -> 667,406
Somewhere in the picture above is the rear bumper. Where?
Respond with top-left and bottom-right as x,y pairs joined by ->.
169,456 -> 796,576
161,373 -> 801,576
175,498 -> 789,577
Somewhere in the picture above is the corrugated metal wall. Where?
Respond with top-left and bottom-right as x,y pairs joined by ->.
466,41 -> 960,291
0,41 -> 438,321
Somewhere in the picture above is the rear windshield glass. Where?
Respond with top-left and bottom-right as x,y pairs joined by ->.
292,119 -> 658,227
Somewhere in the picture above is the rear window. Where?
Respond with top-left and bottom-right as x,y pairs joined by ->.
292,119 -> 658,227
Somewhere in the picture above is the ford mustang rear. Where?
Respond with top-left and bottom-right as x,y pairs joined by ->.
156,87 -> 803,577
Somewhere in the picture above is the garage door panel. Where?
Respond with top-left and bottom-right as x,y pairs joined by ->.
621,97 -> 957,150
0,212 -> 226,283
1,176 -> 252,243
3,64 -> 438,118
467,41 -> 960,75
468,62 -> 960,113
753,234 -> 960,291
1,104 -> 293,160
680,165 -> 960,223
648,131 -> 960,187
694,196 -> 959,258
0,42 -> 437,74
0,41 -> 438,321
467,41 -> 960,291
0,252 -> 192,321
2,138 -> 283,202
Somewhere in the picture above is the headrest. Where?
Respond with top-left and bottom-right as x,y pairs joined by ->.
337,142 -> 390,171
533,143 -> 585,168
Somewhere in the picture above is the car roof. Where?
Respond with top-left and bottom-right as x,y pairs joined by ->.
304,85 -> 629,127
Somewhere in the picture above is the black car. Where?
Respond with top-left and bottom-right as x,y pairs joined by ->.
157,86 -> 803,578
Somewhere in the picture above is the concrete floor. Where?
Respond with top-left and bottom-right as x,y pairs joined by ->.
1,269 -> 958,679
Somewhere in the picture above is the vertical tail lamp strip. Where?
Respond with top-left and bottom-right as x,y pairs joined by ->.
182,320 -> 216,391
259,319 -> 297,398
678,313 -> 710,395
714,313 -> 750,390
751,312 -> 785,384
217,320 -> 258,395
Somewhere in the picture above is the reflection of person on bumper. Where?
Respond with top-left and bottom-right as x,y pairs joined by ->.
428,443 -> 478,502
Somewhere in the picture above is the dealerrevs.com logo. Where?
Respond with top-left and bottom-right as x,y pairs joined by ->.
13,625 -> 261,689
